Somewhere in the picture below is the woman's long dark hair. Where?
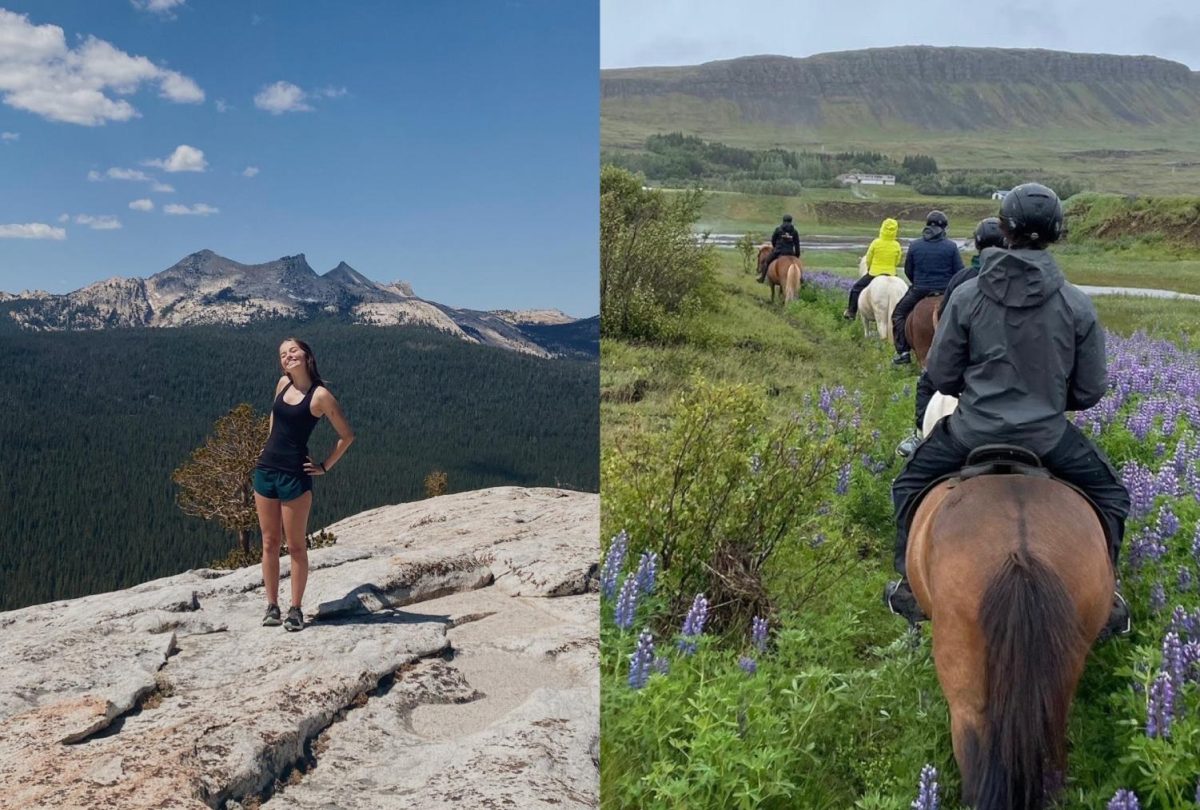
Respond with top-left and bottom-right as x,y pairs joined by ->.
281,337 -> 325,389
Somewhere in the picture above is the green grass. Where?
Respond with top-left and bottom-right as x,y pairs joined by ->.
601,248 -> 1200,808
603,100 -> 1200,195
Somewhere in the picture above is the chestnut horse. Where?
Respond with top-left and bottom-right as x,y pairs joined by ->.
907,471 -> 1113,809
904,294 -> 942,367
757,245 -> 803,304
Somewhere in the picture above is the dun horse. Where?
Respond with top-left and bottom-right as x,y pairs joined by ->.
907,457 -> 1113,809
757,245 -> 803,304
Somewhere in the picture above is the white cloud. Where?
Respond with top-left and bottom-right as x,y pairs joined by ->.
74,214 -> 121,230
254,81 -> 312,114
87,170 -> 102,181
215,98 -> 228,113
1,131 -> 17,141
242,166 -> 259,178
158,70 -> 203,103
144,144 -> 206,172
129,198 -> 154,211
318,86 -> 347,98
0,9 -> 205,125
58,213 -> 70,222
107,167 -> 152,181
164,203 -> 218,216
131,0 -> 186,13
0,222 -> 66,239
152,182 -> 175,193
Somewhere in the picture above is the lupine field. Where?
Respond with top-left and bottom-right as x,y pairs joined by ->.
600,269 -> 1200,808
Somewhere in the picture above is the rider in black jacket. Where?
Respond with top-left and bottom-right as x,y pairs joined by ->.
758,215 -> 801,283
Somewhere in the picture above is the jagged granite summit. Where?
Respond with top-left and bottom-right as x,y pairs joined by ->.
0,487 -> 599,809
2,251 -> 585,358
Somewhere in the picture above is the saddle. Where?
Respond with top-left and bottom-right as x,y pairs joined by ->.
904,444 -> 1115,550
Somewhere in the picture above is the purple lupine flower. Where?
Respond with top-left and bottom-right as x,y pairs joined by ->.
1147,670 -> 1176,739
628,629 -> 654,689
652,655 -> 670,676
1179,566 -> 1193,592
1150,582 -> 1167,613
1157,504 -> 1180,539
1122,462 -> 1158,520
836,463 -> 852,495
634,550 -> 658,596
738,656 -> 757,675
749,454 -> 763,475
809,532 -> 827,549
911,764 -> 940,810
1192,524 -> 1200,569
600,530 -> 629,600
751,615 -> 769,653
1107,789 -> 1141,810
614,575 -> 639,631
1170,606 -> 1189,636
1184,641 -> 1200,684
678,593 -> 709,655
1129,524 -> 1168,571
1163,632 -> 1185,694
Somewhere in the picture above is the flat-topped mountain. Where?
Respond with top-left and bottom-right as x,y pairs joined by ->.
602,46 -> 1200,134
2,251 -> 588,358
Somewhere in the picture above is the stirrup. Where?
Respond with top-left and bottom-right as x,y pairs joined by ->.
1098,592 -> 1131,642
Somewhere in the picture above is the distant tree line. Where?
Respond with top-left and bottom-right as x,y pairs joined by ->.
0,317 -> 597,610
603,133 -> 1085,199
602,133 -> 938,193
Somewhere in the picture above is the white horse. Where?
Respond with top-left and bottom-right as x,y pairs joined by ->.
856,256 -> 908,343
923,391 -> 960,437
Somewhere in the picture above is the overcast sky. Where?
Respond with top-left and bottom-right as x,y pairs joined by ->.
601,0 -> 1200,70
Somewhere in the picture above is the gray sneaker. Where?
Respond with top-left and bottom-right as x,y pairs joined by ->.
283,606 -> 305,632
262,603 -> 282,627
896,430 -> 923,458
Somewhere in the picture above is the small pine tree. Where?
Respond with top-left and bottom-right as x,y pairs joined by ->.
424,470 -> 449,498
172,403 -> 269,554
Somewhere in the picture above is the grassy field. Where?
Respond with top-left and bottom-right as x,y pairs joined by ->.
603,100 -> 1200,195
601,248 -> 1200,808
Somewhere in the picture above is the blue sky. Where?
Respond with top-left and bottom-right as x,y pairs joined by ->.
0,1 -> 598,316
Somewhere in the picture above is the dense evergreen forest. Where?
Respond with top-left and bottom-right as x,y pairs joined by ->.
0,317 -> 597,610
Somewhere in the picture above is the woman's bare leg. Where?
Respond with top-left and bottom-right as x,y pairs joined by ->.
255,493 -> 284,605
281,491 -> 313,608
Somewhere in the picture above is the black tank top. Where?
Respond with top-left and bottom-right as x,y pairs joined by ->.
257,382 -> 322,475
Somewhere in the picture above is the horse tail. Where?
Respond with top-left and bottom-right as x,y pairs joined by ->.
785,262 -> 800,302
973,550 -> 1080,810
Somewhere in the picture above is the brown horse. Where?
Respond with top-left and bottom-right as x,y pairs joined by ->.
904,294 -> 941,367
907,473 -> 1113,809
757,245 -> 803,304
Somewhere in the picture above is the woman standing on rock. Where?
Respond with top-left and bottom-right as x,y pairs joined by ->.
253,337 -> 355,631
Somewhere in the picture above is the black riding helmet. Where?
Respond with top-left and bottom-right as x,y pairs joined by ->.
925,210 -> 948,229
973,217 -> 1005,250
782,214 -> 793,223
999,183 -> 1063,245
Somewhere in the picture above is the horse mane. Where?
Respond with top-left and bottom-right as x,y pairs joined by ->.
971,550 -> 1082,810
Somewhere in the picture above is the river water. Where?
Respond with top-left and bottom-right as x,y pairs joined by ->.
704,234 -> 1200,301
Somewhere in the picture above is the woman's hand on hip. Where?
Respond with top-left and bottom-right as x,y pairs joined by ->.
303,456 -> 326,476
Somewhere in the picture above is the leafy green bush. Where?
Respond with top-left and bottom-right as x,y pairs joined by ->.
600,165 -> 718,342
603,378 -> 866,629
